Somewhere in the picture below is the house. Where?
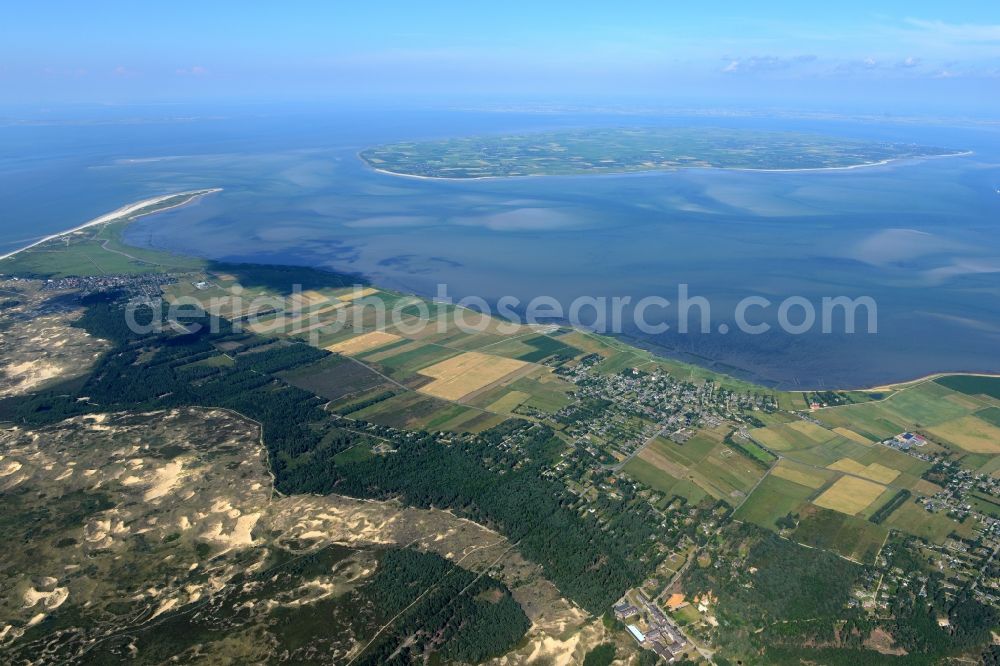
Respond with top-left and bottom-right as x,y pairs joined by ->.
613,602 -> 639,620
626,624 -> 646,643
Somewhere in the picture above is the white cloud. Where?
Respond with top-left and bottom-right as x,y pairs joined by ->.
176,65 -> 209,76
720,54 -> 817,74
904,18 -> 1000,44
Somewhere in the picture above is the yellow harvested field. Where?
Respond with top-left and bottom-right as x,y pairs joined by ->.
486,390 -> 530,413
925,416 -> 1000,454
827,458 -> 900,484
786,420 -> 836,442
288,290 -> 331,308
749,427 -> 796,451
304,301 -> 346,318
863,462 -> 902,484
813,476 -> 887,515
913,478 -> 944,496
246,317 -> 283,334
301,289 -> 332,304
833,427 -> 874,445
417,351 -> 529,401
828,458 -> 869,476
336,287 -> 380,302
326,331 -> 402,355
771,462 -> 826,489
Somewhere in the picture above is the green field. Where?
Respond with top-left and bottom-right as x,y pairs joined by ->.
814,379 -> 994,443
936,374 -> 1000,400
883,502 -> 964,544
622,457 -> 682,496
792,506 -> 887,564
734,474 -> 813,530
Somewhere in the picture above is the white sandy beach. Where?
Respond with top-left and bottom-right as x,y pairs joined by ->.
0,188 -> 222,262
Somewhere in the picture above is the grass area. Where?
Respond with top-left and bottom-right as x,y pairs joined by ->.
622,457 -> 682,496
735,438 -> 776,464
279,355 -> 391,401
506,373 -> 574,413
184,353 -> 235,369
689,443 -> 768,501
484,390 -> 530,414
350,391 -> 452,429
831,426 -> 875,445
373,343 -> 461,377
814,380 -> 993,444
333,444 -> 375,464
976,406 -> 1000,427
936,374 -> 1000,400
1,220 -> 206,278
510,334 -> 582,363
734,474 -> 812,530
653,431 -> 718,467
792,506 -> 887,564
849,444 -> 930,475
883,502 -> 963,544
0,191 -> 219,278
750,420 -> 838,451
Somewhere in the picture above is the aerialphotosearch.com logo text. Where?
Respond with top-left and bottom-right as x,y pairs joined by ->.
125,283 -> 878,341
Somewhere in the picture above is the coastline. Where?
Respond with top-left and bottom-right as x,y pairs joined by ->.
8,187 -> 997,394
359,150 -> 974,181
858,370 -> 1000,393
0,188 -> 222,262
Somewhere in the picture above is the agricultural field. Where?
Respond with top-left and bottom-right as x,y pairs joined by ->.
826,458 -> 900,484
813,476 -> 887,516
5,200 -> 1000,665
689,443 -> 767,502
416,351 -> 531,401
734,474 -> 814,529
278,355 -> 393,402
813,377 -> 999,443
936,374 -> 1000,400
832,426 -> 875,444
750,419 -> 840,451
883,502 -> 966,544
925,415 -> 1000,453
627,427 -> 766,503
621,457 -> 683,497
325,330 -> 402,355
770,460 -> 830,489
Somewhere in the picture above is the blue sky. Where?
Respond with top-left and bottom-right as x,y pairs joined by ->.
3,1 -> 999,113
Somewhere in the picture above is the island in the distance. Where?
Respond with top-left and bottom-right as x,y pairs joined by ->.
360,127 -> 963,178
